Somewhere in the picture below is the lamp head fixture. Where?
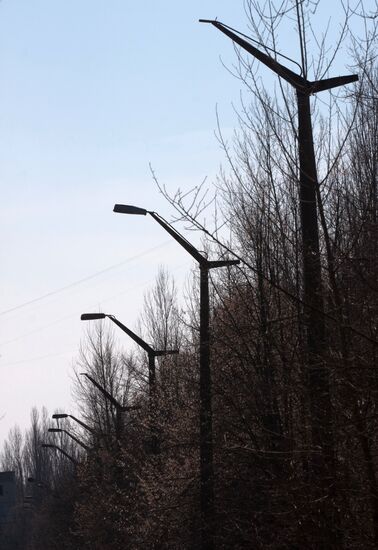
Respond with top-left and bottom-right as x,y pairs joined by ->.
81,313 -> 106,321
113,204 -> 148,216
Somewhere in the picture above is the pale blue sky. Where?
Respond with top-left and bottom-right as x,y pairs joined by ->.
0,0 -> 367,447
0,0 -> 248,446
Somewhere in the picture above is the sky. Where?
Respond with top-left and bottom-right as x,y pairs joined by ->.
0,0 -> 367,448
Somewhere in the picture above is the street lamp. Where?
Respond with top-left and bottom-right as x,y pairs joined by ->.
199,19 -> 358,545
41,443 -> 78,465
80,313 -> 178,400
79,372 -> 139,440
81,313 -> 178,454
48,428 -> 91,452
52,413 -> 96,435
113,203 -> 239,549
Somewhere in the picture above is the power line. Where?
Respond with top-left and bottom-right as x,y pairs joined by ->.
0,261 -> 191,347
0,349 -> 75,368
0,241 -> 172,317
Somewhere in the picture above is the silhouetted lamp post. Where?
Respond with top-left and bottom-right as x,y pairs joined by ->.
113,203 -> 239,550
79,372 -> 139,440
81,312 -> 178,454
52,413 -> 95,435
199,18 -> 358,545
41,443 -> 78,465
48,428 -> 91,452
81,312 -> 178,400
52,413 -> 106,451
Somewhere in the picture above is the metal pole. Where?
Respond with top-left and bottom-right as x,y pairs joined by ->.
148,352 -> 156,399
199,265 -> 214,550
64,430 -> 91,453
113,205 -> 239,548
80,372 -> 138,442
297,90 -> 332,454
68,415 -> 96,435
115,408 -> 123,441
41,444 -> 78,466
200,20 -> 357,545
98,315 -> 177,450
148,352 -> 159,454
297,90 -> 339,544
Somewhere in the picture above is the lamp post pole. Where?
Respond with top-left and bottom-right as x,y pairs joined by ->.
199,19 -> 358,545
113,204 -> 239,550
80,372 -> 139,440
41,443 -> 78,466
81,313 -> 177,453
52,413 -> 96,435
81,313 -> 178,402
53,413 -> 106,452
48,428 -> 91,452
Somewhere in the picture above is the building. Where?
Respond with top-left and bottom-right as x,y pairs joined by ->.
0,471 -> 16,527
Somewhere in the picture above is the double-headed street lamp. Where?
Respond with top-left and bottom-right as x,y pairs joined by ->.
113,204 -> 239,550
48,428 -> 91,452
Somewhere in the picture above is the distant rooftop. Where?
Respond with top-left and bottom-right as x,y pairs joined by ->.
0,472 -> 15,483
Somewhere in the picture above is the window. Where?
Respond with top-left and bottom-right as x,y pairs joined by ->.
0,485 -> 3,496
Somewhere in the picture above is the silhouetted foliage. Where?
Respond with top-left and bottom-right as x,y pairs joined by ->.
1,1 -> 377,548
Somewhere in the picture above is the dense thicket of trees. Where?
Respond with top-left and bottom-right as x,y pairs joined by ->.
1,1 -> 377,548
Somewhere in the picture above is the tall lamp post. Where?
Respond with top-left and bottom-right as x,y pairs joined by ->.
48,428 -> 91,452
199,19 -> 358,544
113,203 -> 239,550
81,313 -> 178,400
53,413 -> 105,451
79,372 -> 139,440
81,313 -> 178,454
41,443 -> 78,466
52,413 -> 96,435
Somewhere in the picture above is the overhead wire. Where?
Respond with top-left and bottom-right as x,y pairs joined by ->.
0,260 -> 191,348
0,240 -> 173,318
0,350 -> 75,368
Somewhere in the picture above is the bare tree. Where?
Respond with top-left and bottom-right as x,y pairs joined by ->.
153,1 -> 378,547
72,322 -> 136,446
